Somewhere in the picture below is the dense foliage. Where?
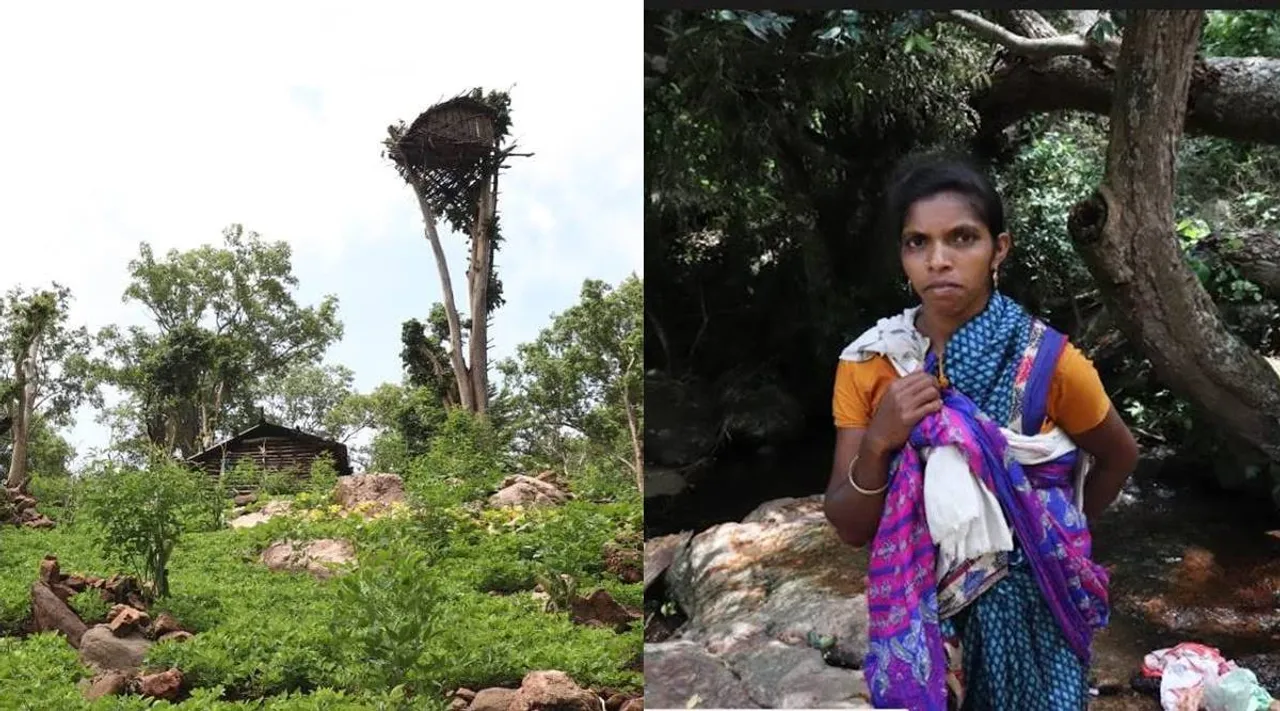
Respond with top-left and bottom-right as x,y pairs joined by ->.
645,9 -> 1280,497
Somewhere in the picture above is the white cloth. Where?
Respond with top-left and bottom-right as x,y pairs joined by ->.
840,309 -> 1090,575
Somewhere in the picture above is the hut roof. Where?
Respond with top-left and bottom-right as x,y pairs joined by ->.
185,419 -> 351,475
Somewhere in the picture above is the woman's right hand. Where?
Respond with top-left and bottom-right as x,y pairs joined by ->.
864,371 -> 942,456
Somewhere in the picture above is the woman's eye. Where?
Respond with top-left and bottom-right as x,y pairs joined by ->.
904,235 -> 925,249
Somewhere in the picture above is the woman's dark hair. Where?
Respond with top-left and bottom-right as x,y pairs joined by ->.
881,152 -> 1005,242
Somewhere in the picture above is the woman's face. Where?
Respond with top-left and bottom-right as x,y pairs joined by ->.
900,191 -> 1010,319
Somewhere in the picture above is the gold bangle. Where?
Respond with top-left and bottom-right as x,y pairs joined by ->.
846,454 -> 889,496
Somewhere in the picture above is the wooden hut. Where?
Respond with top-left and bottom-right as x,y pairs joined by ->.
185,419 -> 352,490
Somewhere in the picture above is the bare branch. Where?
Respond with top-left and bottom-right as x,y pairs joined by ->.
946,10 -> 1094,60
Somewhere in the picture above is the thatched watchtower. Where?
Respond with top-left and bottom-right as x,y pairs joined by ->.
385,95 -> 508,221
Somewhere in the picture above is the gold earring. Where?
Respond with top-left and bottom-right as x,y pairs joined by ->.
993,269 -> 1000,291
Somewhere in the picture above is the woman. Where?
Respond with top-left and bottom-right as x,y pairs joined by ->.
823,154 -> 1140,711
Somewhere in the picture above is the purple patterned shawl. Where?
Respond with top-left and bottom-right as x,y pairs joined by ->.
862,322 -> 1110,710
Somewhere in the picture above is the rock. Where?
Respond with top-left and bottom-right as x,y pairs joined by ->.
24,514 -> 56,528
643,466 -> 692,499
138,668 -> 184,701
726,638 -> 870,708
64,574 -> 89,593
569,589 -> 641,631
605,693 -> 629,711
261,539 -> 356,579
230,499 -> 295,528
159,630 -> 194,644
489,476 -> 570,508
48,582 -> 78,603
644,640 -> 759,709
31,582 -> 88,648
233,493 -> 257,506
448,698 -> 469,711
150,612 -> 184,638
455,688 -> 477,703
644,372 -> 720,469
717,377 -> 805,447
643,531 -> 692,590
83,670 -> 132,700
108,605 -> 150,635
39,556 -> 60,585
79,625 -> 152,671
603,541 -> 643,584
470,687 -> 518,711
648,495 -> 874,709
102,574 -> 143,605
619,698 -> 643,711
510,670 -> 599,711
335,473 -> 406,515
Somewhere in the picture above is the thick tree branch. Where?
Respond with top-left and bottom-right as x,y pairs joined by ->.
947,10 -> 1098,60
994,9 -> 1062,40
973,53 -> 1280,147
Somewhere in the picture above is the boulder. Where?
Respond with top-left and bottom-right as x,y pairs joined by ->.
646,495 -> 873,709
107,605 -> 149,635
138,668 -> 184,701
470,687 -> 518,711
335,473 -> 406,515
569,589 -> 641,631
83,670 -> 132,701
79,624 -> 151,671
489,476 -> 570,508
509,670 -> 599,711
31,582 -> 88,648
261,539 -> 356,580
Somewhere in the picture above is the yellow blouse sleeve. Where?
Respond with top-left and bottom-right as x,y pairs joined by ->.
1046,342 -> 1112,435
833,357 -> 896,429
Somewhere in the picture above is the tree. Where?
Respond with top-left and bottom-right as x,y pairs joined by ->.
384,88 -> 512,416
96,225 -> 343,458
251,362 -> 374,444
932,10 -> 1280,462
0,285 -> 95,489
499,276 -> 644,491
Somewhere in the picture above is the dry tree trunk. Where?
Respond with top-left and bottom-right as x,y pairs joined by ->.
1065,10 -> 1280,461
6,337 -> 39,491
413,185 -> 477,413
467,170 -> 498,416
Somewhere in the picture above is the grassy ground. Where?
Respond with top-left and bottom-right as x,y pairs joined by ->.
0,480 -> 642,710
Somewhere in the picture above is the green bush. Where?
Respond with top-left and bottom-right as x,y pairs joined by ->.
28,474 -> 86,525
307,453 -> 339,500
330,548 -> 447,695
80,457 -> 208,598
405,409 -> 510,507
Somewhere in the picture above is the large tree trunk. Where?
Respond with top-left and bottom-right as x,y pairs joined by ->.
1066,11 -> 1280,461
7,329 -> 43,490
412,186 -> 477,413
467,171 -> 497,416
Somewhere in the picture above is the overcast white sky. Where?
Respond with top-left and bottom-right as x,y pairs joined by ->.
0,2 -> 642,464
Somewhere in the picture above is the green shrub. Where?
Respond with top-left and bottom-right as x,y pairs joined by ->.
307,453 -> 339,500
330,548 -> 447,696
405,409 -> 510,506
80,457 -> 208,598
